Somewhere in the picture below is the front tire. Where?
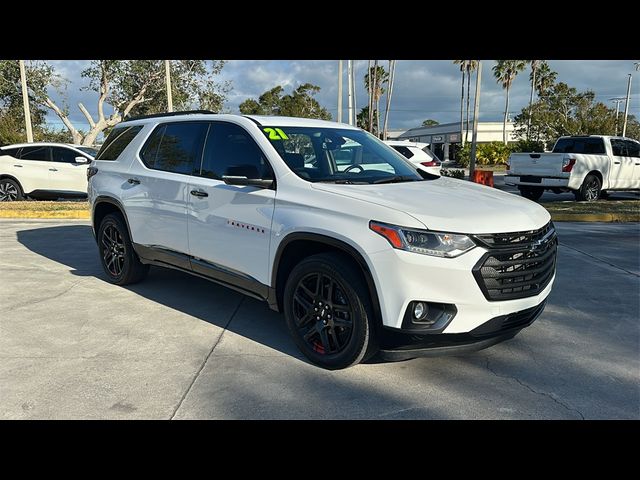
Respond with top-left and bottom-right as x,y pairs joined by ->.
519,186 -> 544,202
575,174 -> 601,202
98,213 -> 149,285
283,252 -> 378,370
0,178 -> 24,201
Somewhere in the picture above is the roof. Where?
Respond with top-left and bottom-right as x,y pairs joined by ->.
120,111 -> 358,129
0,142 -> 93,149
384,140 -> 430,148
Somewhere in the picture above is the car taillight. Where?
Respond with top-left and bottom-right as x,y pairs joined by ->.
561,158 -> 576,172
87,166 -> 98,180
421,161 -> 438,167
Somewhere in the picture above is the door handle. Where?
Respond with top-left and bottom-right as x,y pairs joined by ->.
127,178 -> 140,185
13,164 -> 23,168
613,161 -> 621,164
190,190 -> 208,198
49,168 -> 58,171
635,163 -> 640,166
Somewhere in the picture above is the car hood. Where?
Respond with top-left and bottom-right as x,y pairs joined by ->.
311,177 -> 550,234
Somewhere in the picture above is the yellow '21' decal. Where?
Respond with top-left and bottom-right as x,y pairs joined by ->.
264,128 -> 289,140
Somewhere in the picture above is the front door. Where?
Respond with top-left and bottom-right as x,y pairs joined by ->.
187,121 -> 275,290
123,121 -> 208,257
49,146 -> 89,193
13,145 -> 55,193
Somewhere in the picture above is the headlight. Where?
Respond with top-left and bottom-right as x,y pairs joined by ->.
369,221 -> 476,258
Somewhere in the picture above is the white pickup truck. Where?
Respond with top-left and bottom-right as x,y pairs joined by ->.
505,135 -> 640,201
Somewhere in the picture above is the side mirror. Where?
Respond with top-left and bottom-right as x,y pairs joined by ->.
222,176 -> 274,189
75,156 -> 89,164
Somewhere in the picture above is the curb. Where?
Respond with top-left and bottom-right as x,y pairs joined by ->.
0,211 -> 90,219
550,212 -> 639,222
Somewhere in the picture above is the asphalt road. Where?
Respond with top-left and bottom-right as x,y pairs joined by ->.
0,219 -> 638,419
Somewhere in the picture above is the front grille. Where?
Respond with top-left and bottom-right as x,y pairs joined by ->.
473,222 -> 557,301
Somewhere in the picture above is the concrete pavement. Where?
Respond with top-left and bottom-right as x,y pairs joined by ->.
1,220 -> 638,419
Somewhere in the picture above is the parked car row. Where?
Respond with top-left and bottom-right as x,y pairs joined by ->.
0,143 -> 98,201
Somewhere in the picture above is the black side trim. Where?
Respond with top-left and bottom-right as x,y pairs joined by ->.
28,190 -> 87,200
270,232 -> 382,326
92,196 -> 134,242
134,243 -> 269,301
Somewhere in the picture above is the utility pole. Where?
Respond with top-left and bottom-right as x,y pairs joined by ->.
622,74 -> 632,137
337,60 -> 343,123
352,61 -> 357,124
165,60 -> 173,112
382,60 -> 396,140
610,97 -> 625,135
19,60 -> 33,143
367,60 -> 373,130
469,60 -> 482,180
347,60 -> 354,125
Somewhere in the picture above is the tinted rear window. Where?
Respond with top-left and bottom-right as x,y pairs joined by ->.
140,122 -> 208,175
95,125 -> 143,161
0,147 -> 21,157
553,137 -> 605,154
391,145 -> 414,159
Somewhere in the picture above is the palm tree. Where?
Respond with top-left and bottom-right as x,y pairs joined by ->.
465,61 -> 479,143
493,60 -> 527,144
382,60 -> 397,140
527,60 -> 542,138
364,63 -> 388,136
453,60 -> 467,145
534,61 -> 557,97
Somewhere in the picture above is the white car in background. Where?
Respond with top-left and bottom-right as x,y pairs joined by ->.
385,140 -> 442,175
0,142 -> 97,201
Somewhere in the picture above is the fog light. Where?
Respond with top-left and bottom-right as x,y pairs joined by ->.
413,302 -> 428,321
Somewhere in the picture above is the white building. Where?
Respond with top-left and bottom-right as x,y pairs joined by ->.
392,121 -> 518,161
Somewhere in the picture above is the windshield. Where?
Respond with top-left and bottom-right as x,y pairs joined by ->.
262,126 -> 424,184
76,146 -> 99,157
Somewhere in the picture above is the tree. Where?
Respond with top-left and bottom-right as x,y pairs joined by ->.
453,60 -> 478,145
422,119 -> 439,126
493,60 -> 527,144
513,82 -> 640,146
534,61 -> 557,97
364,64 -> 388,135
357,106 -> 378,135
239,83 -> 331,120
0,60 -> 57,143
527,60 -> 542,138
44,60 -> 229,146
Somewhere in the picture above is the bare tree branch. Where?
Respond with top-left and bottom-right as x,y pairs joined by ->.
45,97 -> 82,144
78,102 -> 96,129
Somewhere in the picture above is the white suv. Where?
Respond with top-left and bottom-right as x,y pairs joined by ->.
384,140 -> 442,175
88,112 -> 557,370
0,142 -> 97,201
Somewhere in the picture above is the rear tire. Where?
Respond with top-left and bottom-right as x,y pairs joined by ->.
0,178 -> 24,201
283,252 -> 378,370
519,186 -> 544,202
98,213 -> 149,285
575,174 -> 601,202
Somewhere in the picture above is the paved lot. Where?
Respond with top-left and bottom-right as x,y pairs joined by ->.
0,219 -> 638,419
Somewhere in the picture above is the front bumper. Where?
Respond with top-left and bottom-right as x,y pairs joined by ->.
377,300 -> 546,361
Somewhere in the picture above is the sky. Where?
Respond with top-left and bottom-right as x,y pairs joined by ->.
44,60 -> 639,137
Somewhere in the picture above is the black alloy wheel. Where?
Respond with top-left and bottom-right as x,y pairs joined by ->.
97,213 -> 149,285
0,179 -> 23,201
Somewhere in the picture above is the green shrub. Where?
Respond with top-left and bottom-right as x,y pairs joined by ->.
441,168 -> 465,179
456,141 -> 514,167
512,139 -> 546,153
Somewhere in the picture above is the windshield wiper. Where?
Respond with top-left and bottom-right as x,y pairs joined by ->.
317,179 -> 368,184
372,175 -> 420,184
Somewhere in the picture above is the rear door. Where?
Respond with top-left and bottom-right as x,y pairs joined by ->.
624,140 -> 640,189
123,121 -> 208,257
609,139 -> 633,188
13,146 -> 55,193
49,146 -> 90,193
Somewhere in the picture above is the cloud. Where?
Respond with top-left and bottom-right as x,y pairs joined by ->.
41,59 -> 639,133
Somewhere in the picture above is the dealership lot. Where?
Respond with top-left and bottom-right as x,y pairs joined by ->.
0,219 -> 638,419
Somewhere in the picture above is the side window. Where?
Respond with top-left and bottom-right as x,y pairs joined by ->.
51,147 -> 80,163
199,122 -> 273,180
611,139 -> 626,157
141,122 -> 208,175
95,125 -> 144,161
20,146 -> 51,161
584,138 -> 605,154
391,145 -> 414,159
623,140 -> 640,158
0,148 -> 21,158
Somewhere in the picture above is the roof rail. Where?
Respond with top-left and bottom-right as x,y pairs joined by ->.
123,110 -> 216,122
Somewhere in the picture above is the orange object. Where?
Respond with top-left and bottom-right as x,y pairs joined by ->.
472,170 -> 494,187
